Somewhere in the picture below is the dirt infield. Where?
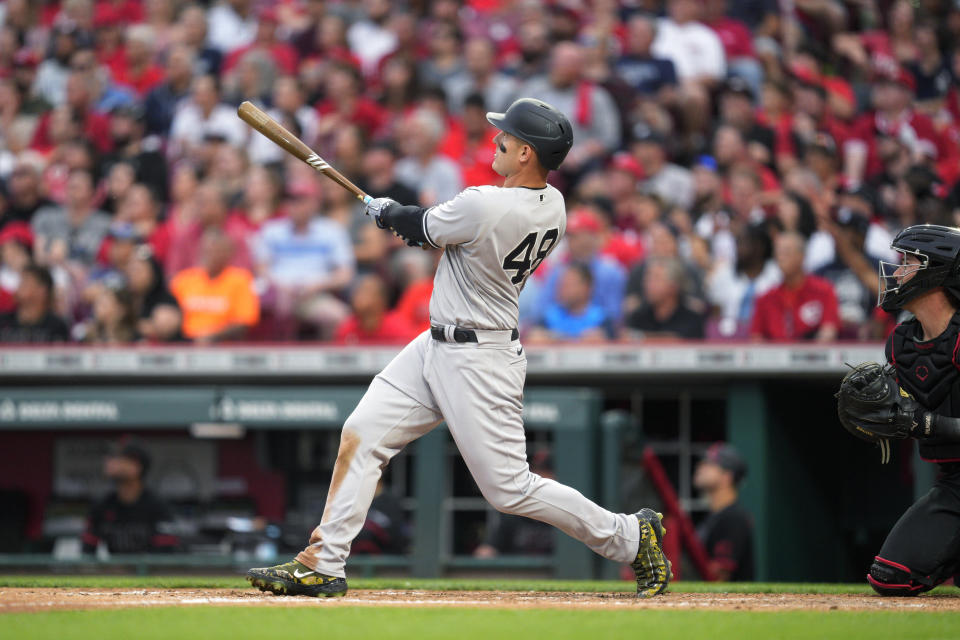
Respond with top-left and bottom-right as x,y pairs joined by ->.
2,588 -> 960,613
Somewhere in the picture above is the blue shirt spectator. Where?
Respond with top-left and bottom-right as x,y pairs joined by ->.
537,210 -> 625,328
615,15 -> 678,96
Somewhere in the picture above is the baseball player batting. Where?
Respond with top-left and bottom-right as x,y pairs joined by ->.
246,98 -> 671,598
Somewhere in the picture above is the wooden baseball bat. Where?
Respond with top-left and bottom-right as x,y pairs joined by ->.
237,101 -> 372,204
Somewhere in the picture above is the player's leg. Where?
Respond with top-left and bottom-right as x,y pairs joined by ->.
868,472 -> 960,595
248,333 -> 442,595
424,340 -> 668,595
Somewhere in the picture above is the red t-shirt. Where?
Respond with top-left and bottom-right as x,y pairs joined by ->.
708,17 -> 755,59
315,98 -> 387,139
112,63 -> 167,96
848,110 -> 953,179
750,275 -> 840,340
334,311 -> 417,345
30,110 -> 113,154
395,279 -> 433,333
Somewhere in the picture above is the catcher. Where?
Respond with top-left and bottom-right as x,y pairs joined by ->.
837,224 -> 960,595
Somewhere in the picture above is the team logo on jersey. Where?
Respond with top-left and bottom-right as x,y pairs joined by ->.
916,365 -> 929,382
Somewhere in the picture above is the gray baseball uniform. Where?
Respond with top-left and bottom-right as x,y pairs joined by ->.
295,184 -> 641,577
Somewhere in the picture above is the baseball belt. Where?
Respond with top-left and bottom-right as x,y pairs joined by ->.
430,325 -> 519,344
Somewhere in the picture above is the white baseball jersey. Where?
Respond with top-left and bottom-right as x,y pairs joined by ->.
295,179 -> 643,581
423,184 -> 567,330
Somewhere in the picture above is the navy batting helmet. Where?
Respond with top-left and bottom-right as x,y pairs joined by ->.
486,98 -> 574,171
878,224 -> 960,311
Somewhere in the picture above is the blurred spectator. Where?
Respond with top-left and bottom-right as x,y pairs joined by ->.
521,41 -> 621,172
30,71 -> 113,155
177,4 -> 223,76
32,25 -> 80,107
358,142 -> 419,205
706,222 -> 780,339
32,169 -> 111,268
165,181 -> 252,277
419,20 -> 464,91
717,78 -> 775,166
815,193 -> 890,340
125,248 -> 182,343
222,8 -> 297,76
0,264 -> 69,343
79,284 -> 137,344
314,62 -> 387,144
253,180 -> 354,340
334,274 -> 415,345
207,0 -> 257,55
0,223 -> 33,313
626,256 -> 705,339
846,68 -> 956,185
751,232 -> 840,342
703,0 -> 763,100
615,13 -> 678,99
112,25 -> 165,97
346,0 -> 397,76
625,221 -> 706,314
170,228 -> 260,343
247,76 -> 320,165
104,104 -> 168,202
6,159 -> 53,224
143,44 -> 194,137
632,123 -> 694,210
83,440 -> 177,554
652,0 -> 725,134
538,209 -> 625,329
458,94 -> 502,188
168,74 -> 248,158
694,443 -> 755,582
395,107 -> 463,205
502,20 -> 549,81
528,263 -> 612,343
444,37 -> 517,115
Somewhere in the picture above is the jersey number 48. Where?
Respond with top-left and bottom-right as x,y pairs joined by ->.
502,228 -> 559,286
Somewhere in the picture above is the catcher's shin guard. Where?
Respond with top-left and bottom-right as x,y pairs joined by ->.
867,556 -> 935,596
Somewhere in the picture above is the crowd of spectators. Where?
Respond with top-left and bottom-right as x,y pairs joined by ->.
1,0 -> 960,345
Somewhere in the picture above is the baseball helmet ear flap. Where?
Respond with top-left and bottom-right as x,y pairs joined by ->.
486,98 -> 574,170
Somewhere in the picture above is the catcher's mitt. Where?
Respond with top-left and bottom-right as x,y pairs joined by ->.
835,362 -> 921,463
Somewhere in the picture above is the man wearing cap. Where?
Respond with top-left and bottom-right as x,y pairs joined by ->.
632,123 -> 694,210
247,98 -> 671,599
536,208 -> 626,331
694,443 -> 754,581
846,67 -> 955,184
83,441 -> 177,554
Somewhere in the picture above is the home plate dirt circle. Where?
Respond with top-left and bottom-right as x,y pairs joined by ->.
2,589 -> 960,613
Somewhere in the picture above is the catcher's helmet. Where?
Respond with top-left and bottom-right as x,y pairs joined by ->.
878,224 -> 960,311
486,98 -> 573,171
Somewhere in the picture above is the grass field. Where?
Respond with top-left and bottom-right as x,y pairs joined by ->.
2,576 -> 959,640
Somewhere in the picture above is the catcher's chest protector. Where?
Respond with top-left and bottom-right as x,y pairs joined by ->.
887,312 -> 960,461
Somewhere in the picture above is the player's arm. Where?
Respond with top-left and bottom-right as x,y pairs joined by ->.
364,198 -> 434,248
365,188 -> 487,249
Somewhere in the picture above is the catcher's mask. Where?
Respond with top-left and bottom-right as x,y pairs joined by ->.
878,224 -> 960,312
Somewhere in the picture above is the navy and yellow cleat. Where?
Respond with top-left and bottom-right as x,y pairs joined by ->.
631,508 -> 672,598
247,559 -> 348,597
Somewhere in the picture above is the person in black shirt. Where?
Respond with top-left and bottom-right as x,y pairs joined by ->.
125,249 -> 183,342
693,443 -> 755,581
83,441 -> 177,554
0,264 -> 69,343
626,256 -> 705,339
